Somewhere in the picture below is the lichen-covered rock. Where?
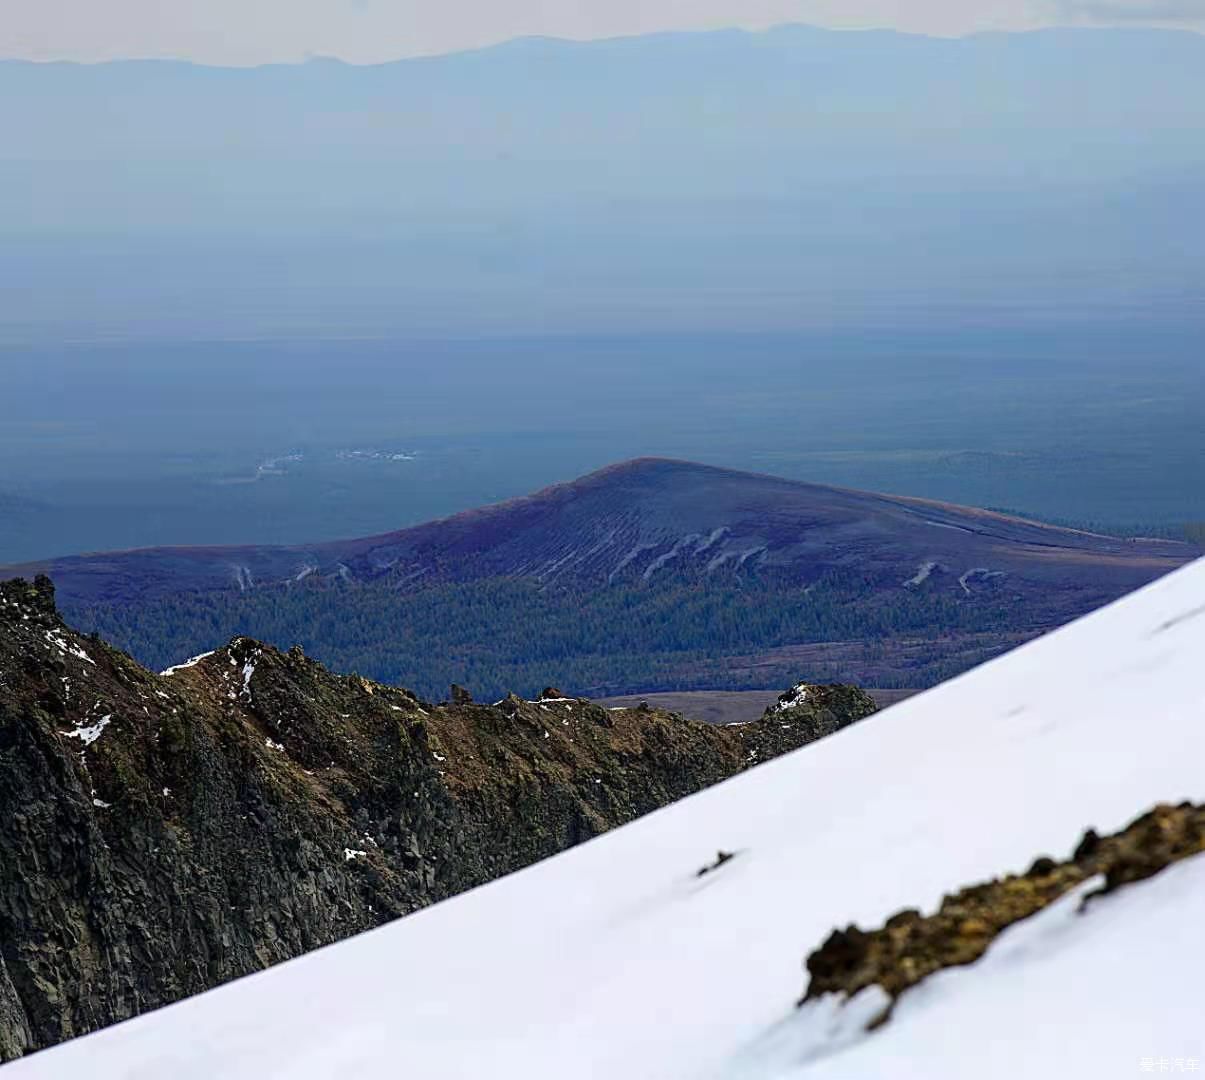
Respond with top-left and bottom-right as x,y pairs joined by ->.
801,802 -> 1205,1028
0,577 -> 875,1061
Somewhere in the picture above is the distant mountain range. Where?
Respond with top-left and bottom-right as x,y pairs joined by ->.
4,459 -> 1194,697
4,25 -> 1204,338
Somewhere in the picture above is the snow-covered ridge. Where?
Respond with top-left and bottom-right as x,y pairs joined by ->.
9,557 -> 1205,1080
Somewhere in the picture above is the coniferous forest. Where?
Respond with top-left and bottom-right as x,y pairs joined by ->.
69,566 -> 1039,701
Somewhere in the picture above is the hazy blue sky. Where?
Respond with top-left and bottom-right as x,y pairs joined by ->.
4,24 -> 1203,341
2,0 -> 1202,64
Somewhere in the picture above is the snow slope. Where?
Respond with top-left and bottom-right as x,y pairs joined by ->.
10,558 -> 1205,1079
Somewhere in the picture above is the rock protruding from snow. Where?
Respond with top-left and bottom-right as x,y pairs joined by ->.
801,801 -> 1205,1030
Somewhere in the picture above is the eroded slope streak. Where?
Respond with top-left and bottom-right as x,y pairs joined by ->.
803,801 -> 1205,1026
0,575 -> 876,1061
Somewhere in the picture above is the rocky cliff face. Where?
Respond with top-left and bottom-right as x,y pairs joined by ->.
0,575 -> 878,1061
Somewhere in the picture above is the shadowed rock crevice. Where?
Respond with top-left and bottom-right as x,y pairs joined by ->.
801,802 -> 1205,1028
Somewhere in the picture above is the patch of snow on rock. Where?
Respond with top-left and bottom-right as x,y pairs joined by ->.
45,630 -> 95,665
241,661 -> 257,700
61,714 -> 112,747
770,684 -> 811,714
160,651 -> 216,677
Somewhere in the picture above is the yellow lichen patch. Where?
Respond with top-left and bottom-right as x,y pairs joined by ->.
802,802 -> 1205,1024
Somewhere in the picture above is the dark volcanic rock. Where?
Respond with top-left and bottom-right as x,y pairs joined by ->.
0,577 -> 875,1061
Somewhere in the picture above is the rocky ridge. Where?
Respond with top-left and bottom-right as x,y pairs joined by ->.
0,575 -> 877,1061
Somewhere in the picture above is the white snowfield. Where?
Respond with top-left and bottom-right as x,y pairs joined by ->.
11,558 -> 1205,1079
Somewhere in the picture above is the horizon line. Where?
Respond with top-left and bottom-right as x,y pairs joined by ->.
3,20 -> 1202,71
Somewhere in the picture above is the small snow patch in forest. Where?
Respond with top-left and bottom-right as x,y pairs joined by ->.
92,797 -> 112,809
905,561 -> 938,587
958,567 -> 1005,595
265,738 -> 285,752
344,848 -> 368,862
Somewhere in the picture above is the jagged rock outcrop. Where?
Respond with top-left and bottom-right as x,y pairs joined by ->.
750,682 -> 880,761
0,576 -> 877,1061
801,801 -> 1205,1029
